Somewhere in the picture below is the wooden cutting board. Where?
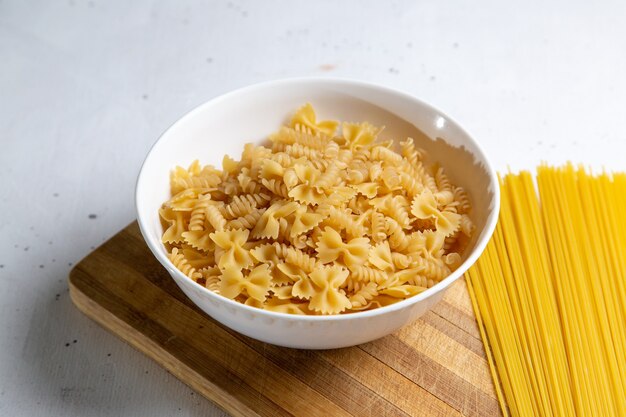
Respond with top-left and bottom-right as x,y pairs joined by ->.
69,222 -> 504,417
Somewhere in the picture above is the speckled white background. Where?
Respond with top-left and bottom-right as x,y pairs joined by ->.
1,0 -> 626,416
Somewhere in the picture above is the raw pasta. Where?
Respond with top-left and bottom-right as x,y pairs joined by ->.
466,166 -> 626,417
160,104 -> 473,315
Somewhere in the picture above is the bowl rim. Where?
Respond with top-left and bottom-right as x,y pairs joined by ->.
136,76 -> 500,321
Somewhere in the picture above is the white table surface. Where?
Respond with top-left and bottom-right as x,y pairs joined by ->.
2,1 -> 625,415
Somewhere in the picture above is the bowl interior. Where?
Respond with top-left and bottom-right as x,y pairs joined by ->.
136,78 -> 498,307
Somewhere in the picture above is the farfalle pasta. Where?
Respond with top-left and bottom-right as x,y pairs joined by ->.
160,104 -> 474,315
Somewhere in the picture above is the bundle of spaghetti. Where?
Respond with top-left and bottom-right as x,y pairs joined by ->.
538,165 -> 626,415
466,164 -> 626,417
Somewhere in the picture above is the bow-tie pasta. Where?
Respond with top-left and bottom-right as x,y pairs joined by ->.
160,104 -> 474,314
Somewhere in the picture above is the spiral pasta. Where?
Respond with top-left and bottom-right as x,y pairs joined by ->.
285,143 -> 322,160
323,206 -> 367,239
205,204 -> 226,232
225,208 -> 266,230
348,264 -> 388,285
171,175 -> 221,195
219,193 -> 267,219
189,194 -> 213,231
349,282 -> 378,308
169,248 -> 200,280
400,137 -> 425,166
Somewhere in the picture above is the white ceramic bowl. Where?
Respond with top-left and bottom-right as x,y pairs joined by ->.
136,78 -> 499,349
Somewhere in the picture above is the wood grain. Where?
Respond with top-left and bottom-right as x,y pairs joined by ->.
69,222 -> 504,417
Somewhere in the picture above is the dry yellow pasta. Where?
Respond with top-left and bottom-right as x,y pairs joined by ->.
160,104 -> 473,315
466,165 -> 626,417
